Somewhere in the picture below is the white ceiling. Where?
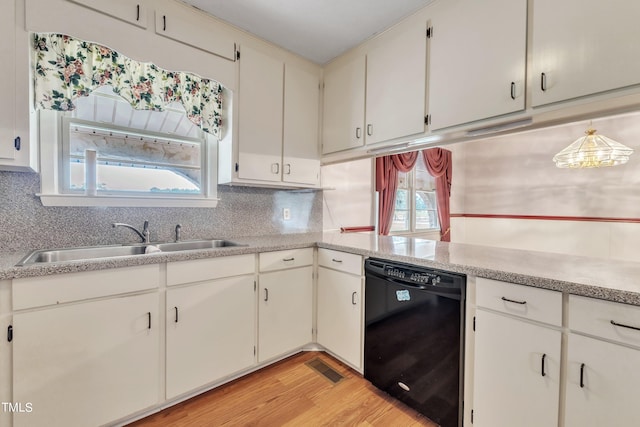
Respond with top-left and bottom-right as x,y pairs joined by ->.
181,0 -> 434,64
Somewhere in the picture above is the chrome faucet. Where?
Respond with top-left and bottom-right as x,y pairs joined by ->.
175,224 -> 182,242
112,220 -> 150,244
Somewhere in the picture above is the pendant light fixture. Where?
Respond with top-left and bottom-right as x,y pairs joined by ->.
553,127 -> 633,168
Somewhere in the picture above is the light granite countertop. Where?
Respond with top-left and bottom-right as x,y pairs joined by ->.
2,232 -> 640,305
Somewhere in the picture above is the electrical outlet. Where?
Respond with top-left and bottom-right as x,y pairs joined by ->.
283,208 -> 291,220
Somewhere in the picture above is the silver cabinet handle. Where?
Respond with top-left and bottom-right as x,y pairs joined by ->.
332,258 -> 343,263
355,127 -> 362,139
541,72 -> 547,92
352,291 -> 357,305
284,164 -> 291,175
271,163 -> 280,174
367,124 -> 373,136
501,296 -> 526,305
610,320 -> 640,332
510,81 -> 516,100
264,288 -> 269,302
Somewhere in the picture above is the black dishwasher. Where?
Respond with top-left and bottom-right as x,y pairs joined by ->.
364,258 -> 466,427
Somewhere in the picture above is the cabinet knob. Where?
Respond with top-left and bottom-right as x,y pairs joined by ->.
352,291 -> 357,305
271,163 -> 280,174
367,124 -> 373,136
284,164 -> 291,175
356,127 -> 362,139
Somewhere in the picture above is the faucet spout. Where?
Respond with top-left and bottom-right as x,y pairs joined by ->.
113,221 -> 151,244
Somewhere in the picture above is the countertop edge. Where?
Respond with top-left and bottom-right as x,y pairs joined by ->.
3,235 -> 640,306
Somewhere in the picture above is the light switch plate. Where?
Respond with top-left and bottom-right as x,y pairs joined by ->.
283,208 -> 291,220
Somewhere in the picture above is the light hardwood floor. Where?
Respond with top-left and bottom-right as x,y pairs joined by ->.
129,351 -> 436,426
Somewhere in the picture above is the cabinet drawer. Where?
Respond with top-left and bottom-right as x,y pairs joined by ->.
318,248 -> 362,276
13,265 -> 159,310
259,248 -> 313,272
569,295 -> 640,347
476,278 -> 562,326
167,254 -> 255,286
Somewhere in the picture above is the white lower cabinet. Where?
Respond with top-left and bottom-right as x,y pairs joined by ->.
12,292 -> 159,427
565,295 -> 640,426
166,275 -> 256,399
316,249 -> 364,370
472,310 -> 561,427
565,333 -> 640,426
472,278 -> 562,427
258,249 -> 313,362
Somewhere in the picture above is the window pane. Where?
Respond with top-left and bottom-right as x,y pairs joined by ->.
65,121 -> 204,195
415,155 -> 436,191
397,171 -> 409,189
416,191 -> 439,230
391,189 -> 410,231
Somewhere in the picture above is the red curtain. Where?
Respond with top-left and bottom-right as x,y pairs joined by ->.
375,152 -> 418,235
422,148 -> 452,242
375,148 -> 452,241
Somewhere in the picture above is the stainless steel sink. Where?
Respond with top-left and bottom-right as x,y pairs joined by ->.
155,239 -> 245,252
16,239 -> 246,265
16,245 -> 148,265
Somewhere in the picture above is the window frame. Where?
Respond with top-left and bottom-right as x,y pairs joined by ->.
390,160 -> 440,236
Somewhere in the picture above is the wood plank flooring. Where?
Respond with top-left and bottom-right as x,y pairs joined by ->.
129,351 -> 436,426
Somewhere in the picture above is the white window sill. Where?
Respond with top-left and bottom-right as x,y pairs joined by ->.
37,194 -> 220,208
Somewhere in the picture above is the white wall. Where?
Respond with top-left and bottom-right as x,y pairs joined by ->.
322,158 -> 375,231
449,111 -> 640,262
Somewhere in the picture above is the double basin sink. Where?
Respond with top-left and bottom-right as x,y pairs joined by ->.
17,239 -> 245,266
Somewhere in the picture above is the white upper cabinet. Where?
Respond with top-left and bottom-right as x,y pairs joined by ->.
0,0 -> 17,162
233,44 -> 321,187
67,0 -> 148,28
531,0 -> 640,107
322,20 -> 427,154
428,0 -> 526,130
322,55 -> 366,154
237,45 -> 284,183
283,64 -> 321,185
0,0 -> 37,171
365,21 -> 427,145
154,0 -> 236,61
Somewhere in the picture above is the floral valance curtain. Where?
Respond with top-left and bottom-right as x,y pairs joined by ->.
33,33 -> 224,138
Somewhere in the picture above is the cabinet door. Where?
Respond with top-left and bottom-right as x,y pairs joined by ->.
317,267 -> 363,369
155,0 -> 235,60
238,45 -> 284,182
68,0 -> 147,28
531,0 -> 640,107
0,0 -> 16,161
258,266 -> 313,362
473,310 -> 561,427
322,55 -> 366,154
283,63 -> 320,185
565,333 -> 640,426
366,22 -> 426,145
428,0 -> 526,130
12,293 -> 159,427
166,276 -> 256,399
